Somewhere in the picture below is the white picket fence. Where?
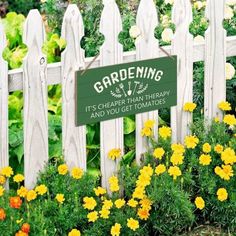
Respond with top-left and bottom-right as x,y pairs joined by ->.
0,0 -> 235,189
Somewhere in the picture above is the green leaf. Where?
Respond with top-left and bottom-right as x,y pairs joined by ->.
122,150 -> 135,165
124,117 -> 135,134
125,133 -> 135,148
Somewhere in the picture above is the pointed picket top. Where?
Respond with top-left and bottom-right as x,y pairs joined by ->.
23,10 -> 48,188
99,0 -> 124,190
61,4 -> 86,170
172,0 -> 192,27
136,0 -> 159,59
204,0 -> 226,120
135,0 -> 159,164
62,4 -> 85,71
23,9 -> 46,49
171,0 -> 194,143
100,0 -> 122,38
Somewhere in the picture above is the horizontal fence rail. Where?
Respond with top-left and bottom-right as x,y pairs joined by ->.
7,37 -> 236,92
0,0 -> 235,188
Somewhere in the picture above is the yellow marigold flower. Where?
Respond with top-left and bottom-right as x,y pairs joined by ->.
17,186 -> 28,198
87,211 -> 98,222
127,218 -> 139,231
217,188 -> 228,201
58,164 -> 68,175
218,101 -> 232,111
214,144 -> 224,154
221,148 -> 236,165
144,120 -> 155,128
183,102 -> 197,112
159,126 -> 172,139
170,153 -> 184,166
202,143 -> 211,153
137,207 -> 150,220
68,229 -> 81,236
55,193 -> 65,204
0,175 -> 6,185
136,174 -> 151,188
171,143 -> 185,154
184,135 -> 199,149
111,223 -> 121,236
83,197 -> 97,210
1,166 -> 13,177
13,174 -> 24,183
221,165 -> 234,180
155,164 -> 166,176
108,148 -> 122,160
153,147 -> 165,159
94,186 -> 106,196
215,166 -> 223,177
132,186 -> 145,200
223,114 -> 236,126
35,184 -> 47,195
214,117 -> 220,123
103,199 -> 113,210
127,199 -> 138,208
26,190 -> 37,202
114,199 -> 125,209
194,197 -> 205,210
99,207 -> 110,219
0,186 -> 5,197
168,166 -> 182,180
71,167 -> 83,180
109,176 -> 120,192
139,198 -> 152,211
141,127 -> 152,137
140,164 -> 153,176
199,154 -> 212,166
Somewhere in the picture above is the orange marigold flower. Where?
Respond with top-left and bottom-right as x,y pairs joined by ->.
21,223 -> 30,233
9,196 -> 22,209
15,230 -> 28,236
0,208 -> 6,220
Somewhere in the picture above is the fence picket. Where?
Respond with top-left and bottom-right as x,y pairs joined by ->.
99,0 -> 124,189
23,10 -> 48,188
204,0 -> 226,120
171,0 -> 193,143
135,0 -> 159,164
61,5 -> 86,170
0,21 -> 8,171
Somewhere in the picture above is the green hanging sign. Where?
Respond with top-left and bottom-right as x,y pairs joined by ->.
76,56 -> 177,126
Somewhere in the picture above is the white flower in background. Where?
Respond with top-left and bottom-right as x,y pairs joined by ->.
225,5 -> 234,20
164,0 -> 174,5
225,63 -> 235,80
129,25 -> 141,39
193,1 -> 204,10
41,0 -> 47,3
226,0 -> 236,6
194,35 -> 205,43
162,15 -> 170,27
161,28 -> 174,43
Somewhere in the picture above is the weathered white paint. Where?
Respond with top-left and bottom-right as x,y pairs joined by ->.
135,0 -> 159,164
23,10 -> 48,188
0,20 -> 8,171
171,0 -> 193,143
99,0 -> 124,189
61,4 -> 86,170
204,0 -> 226,120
